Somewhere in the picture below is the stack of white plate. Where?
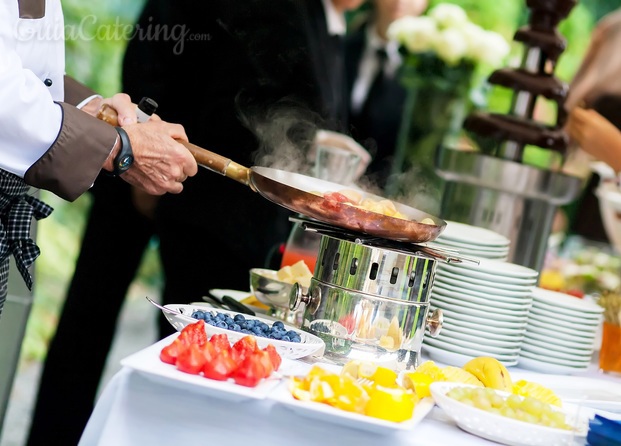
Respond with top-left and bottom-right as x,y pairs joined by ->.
423,258 -> 538,367
431,221 -> 511,260
518,287 -> 604,374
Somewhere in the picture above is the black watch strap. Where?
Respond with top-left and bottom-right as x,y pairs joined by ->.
111,127 -> 134,176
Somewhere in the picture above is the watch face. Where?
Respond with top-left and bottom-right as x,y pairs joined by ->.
118,155 -> 134,170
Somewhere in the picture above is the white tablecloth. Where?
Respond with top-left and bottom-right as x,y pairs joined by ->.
78,335 -> 620,446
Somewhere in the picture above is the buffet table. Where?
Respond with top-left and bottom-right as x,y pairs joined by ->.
78,335 -> 621,446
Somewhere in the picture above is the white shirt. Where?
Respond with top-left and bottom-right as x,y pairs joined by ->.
321,0 -> 347,36
350,24 -> 402,114
0,0 -> 66,177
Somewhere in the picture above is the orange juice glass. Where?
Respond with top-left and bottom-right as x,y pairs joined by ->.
600,321 -> 621,374
280,248 -> 318,273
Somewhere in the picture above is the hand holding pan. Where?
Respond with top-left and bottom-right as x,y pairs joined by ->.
97,104 -> 446,243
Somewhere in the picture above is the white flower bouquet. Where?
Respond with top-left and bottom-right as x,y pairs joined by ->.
387,3 -> 510,68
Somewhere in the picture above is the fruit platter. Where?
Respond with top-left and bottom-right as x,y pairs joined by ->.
115,314 -> 621,446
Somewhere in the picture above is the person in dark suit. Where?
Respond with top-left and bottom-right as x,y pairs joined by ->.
26,1 -> 364,445
345,0 -> 427,189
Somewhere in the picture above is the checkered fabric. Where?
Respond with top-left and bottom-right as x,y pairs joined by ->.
0,169 -> 53,316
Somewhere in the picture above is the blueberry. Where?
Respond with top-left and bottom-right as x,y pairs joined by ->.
216,321 -> 228,329
245,320 -> 256,329
191,311 -> 203,319
215,312 -> 226,321
241,329 -> 252,334
270,331 -> 283,340
259,322 -> 269,332
286,330 -> 298,338
252,326 -> 263,335
291,336 -> 301,343
231,323 -> 241,332
234,314 -> 246,323
272,321 -> 285,329
206,319 -> 218,326
281,335 -> 291,342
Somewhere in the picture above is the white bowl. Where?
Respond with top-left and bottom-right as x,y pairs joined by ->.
430,382 -> 589,446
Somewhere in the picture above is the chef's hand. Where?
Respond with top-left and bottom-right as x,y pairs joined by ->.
103,120 -> 198,195
566,107 -> 621,173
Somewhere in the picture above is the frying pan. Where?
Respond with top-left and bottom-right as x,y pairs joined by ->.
98,105 -> 446,243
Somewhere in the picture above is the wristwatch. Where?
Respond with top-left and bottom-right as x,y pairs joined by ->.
111,127 -> 134,176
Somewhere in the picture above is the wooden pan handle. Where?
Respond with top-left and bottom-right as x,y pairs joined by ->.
96,103 -> 250,186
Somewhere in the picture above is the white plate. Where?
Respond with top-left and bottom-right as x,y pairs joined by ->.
523,330 -> 596,350
423,336 -> 520,361
422,343 -> 519,367
433,281 -> 533,300
162,305 -> 325,360
432,286 -> 531,311
268,380 -> 435,434
529,308 -> 602,327
120,334 -> 283,402
518,349 -> 592,367
438,221 -> 511,247
440,321 -> 523,339
431,294 -> 531,317
429,332 -> 522,355
436,269 -> 531,292
526,317 -> 599,338
436,307 -> 529,328
516,355 -> 590,375
520,342 -> 593,361
430,382 -> 589,446
432,237 -> 510,252
510,372 -> 621,412
435,274 -> 532,293
532,300 -> 603,320
438,327 -> 523,348
442,258 -> 539,280
522,333 -> 595,353
531,287 -> 605,314
439,264 -> 538,285
529,308 -> 600,332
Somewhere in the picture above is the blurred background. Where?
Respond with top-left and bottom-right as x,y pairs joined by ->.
1,0 -> 620,444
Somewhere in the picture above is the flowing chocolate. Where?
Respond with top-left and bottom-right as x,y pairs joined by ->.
463,0 -> 577,162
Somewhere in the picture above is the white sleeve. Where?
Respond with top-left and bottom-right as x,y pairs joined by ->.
0,2 -> 64,178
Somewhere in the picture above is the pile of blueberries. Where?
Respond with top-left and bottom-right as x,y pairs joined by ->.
190,310 -> 302,343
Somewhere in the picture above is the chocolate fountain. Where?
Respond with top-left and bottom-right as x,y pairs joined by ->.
435,0 -> 582,273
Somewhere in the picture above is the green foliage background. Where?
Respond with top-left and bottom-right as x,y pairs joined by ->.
22,0 -> 620,362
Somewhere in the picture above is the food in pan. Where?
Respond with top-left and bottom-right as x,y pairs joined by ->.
320,189 -> 436,225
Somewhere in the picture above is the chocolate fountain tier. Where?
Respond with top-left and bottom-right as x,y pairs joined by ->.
526,0 -> 577,29
514,27 -> 567,62
489,68 -> 568,103
463,112 -> 569,153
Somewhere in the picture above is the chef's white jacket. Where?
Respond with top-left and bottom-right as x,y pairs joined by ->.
0,0 -> 119,201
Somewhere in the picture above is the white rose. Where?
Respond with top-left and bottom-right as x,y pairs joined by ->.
433,28 -> 468,65
428,3 -> 469,30
460,23 -> 485,58
471,31 -> 511,66
388,16 -> 438,53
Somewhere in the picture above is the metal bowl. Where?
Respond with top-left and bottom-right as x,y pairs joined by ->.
249,268 -> 294,310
